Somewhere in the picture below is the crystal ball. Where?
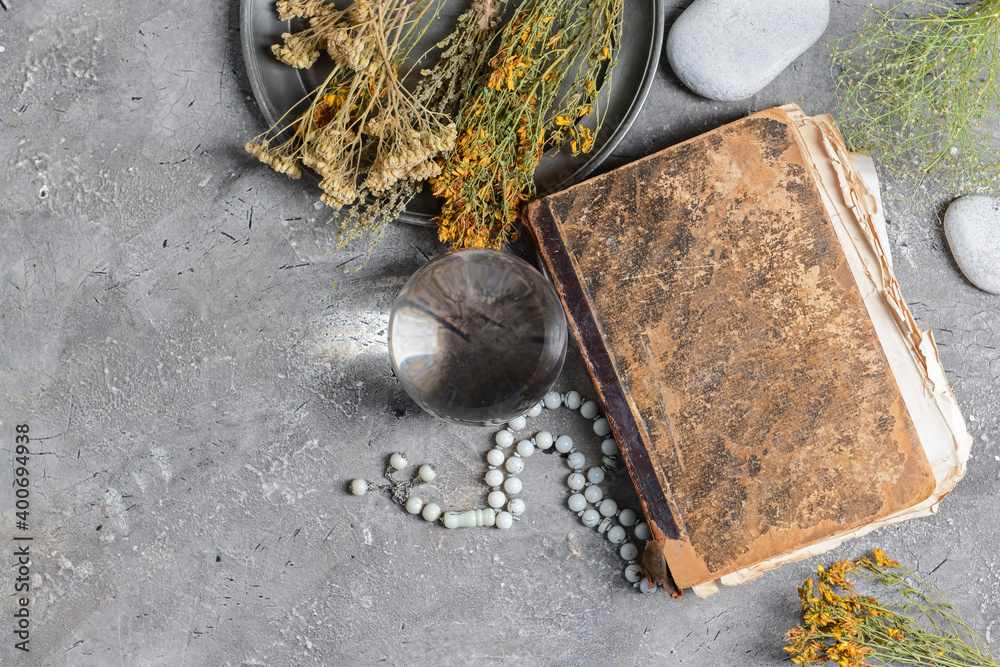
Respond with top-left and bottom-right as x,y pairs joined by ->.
388,249 -> 568,425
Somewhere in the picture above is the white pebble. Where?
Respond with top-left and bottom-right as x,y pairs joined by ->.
580,401 -> 599,419
554,435 -> 574,453
567,452 -> 586,469
484,469 -> 504,487
568,493 -> 587,512
618,508 -> 637,527
586,467 -> 605,484
607,526 -> 627,544
495,430 -> 514,448
405,497 -> 424,515
620,542 -> 639,561
567,473 -> 586,491
505,456 -> 524,474
593,418 -> 611,437
508,415 -> 527,431
625,563 -> 644,582
534,431 -> 554,449
564,391 -> 582,410
488,490 -> 507,508
581,508 -> 601,527
634,522 -> 651,541
543,391 -> 562,409
495,511 -> 514,530
503,477 -> 522,495
417,464 -> 437,482
526,402 -> 543,418
487,449 -> 505,467
422,502 -> 442,522
350,479 -> 368,496
389,452 -> 408,470
601,439 -> 619,456
516,440 -> 535,458
507,498 -> 525,516
599,499 -> 618,517
584,485 -> 603,504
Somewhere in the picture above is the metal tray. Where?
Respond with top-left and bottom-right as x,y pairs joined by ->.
240,0 -> 663,225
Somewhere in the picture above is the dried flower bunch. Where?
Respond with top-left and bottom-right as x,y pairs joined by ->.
246,0 -> 500,244
432,0 -> 623,248
247,0 -> 623,250
831,0 -> 1000,194
785,550 -> 998,667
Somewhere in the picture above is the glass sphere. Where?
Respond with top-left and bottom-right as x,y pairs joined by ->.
388,249 -> 567,425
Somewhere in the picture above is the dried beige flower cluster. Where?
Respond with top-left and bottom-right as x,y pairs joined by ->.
246,0 -> 461,220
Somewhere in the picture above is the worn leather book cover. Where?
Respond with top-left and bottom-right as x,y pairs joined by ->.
523,105 -> 972,596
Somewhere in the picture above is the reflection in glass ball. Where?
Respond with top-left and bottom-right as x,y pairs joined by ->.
388,249 -> 568,425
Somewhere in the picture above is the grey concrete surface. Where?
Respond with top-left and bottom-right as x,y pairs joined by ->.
1,0 -> 997,665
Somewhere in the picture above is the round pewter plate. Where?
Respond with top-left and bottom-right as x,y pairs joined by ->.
240,0 -> 663,225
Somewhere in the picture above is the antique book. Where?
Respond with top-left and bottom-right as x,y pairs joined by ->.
523,104 -> 972,597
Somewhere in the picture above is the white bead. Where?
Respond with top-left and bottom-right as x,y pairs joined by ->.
516,440 -> 534,458
581,508 -> 601,527
405,497 -> 423,515
507,498 -> 525,516
586,467 -> 605,484
554,435 -> 574,453
625,563 -> 644,582
584,485 -> 603,504
580,401 -> 599,419
603,456 -> 618,469
564,391 -> 582,410
543,391 -> 562,409
488,490 -> 507,508
484,469 -> 504,487
389,452 -> 407,470
526,402 -> 543,418
350,479 -> 369,496
638,576 -> 658,593
599,499 -> 618,517
495,511 -> 514,530
593,418 -> 611,437
607,525 -> 626,544
508,415 -> 527,431
567,473 -> 586,491
422,502 -> 442,522
503,477 -> 522,495
534,431 -> 554,449
620,542 -> 639,561
505,456 -> 525,475
568,493 -> 587,512
417,464 -> 437,483
618,508 -> 637,527
486,449 -> 505,467
597,517 -> 613,533
567,452 -> 586,469
443,508 -> 495,528
495,430 -> 514,448
634,522 -> 651,541
601,439 -> 619,456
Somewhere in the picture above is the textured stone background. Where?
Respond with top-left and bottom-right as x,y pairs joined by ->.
0,0 -> 997,665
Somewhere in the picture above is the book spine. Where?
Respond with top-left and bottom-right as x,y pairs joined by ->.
525,200 -> 682,543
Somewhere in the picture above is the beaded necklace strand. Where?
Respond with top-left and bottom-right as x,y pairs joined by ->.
350,390 -> 663,594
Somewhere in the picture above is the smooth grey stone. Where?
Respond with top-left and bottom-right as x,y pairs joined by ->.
944,195 -> 1000,294
666,0 -> 830,102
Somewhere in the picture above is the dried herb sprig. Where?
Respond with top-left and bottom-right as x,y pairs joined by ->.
245,0 -> 454,212
832,0 -> 1000,194
785,550 -> 998,667
431,0 -> 623,248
